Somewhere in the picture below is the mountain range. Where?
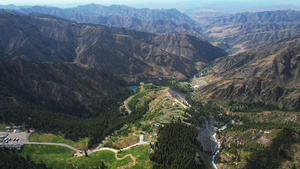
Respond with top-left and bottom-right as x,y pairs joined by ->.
0,11 -> 226,84
1,5 -> 299,111
4,4 -> 203,38
194,10 -> 300,53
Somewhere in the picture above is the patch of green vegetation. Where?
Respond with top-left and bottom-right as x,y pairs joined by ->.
127,84 -> 166,118
228,101 -> 283,112
0,122 -> 8,131
103,127 -> 139,149
29,133 -> 89,150
142,112 -> 160,122
71,150 -> 132,169
228,113 -> 300,133
118,145 -> 155,169
20,144 -> 75,169
115,125 -> 132,137
143,84 -> 161,91
187,101 -> 230,126
21,144 -> 145,169
141,123 -> 153,133
0,150 -> 49,169
127,92 -> 149,111
214,101 -> 300,168
171,82 -> 193,94
103,139 -> 121,150
245,128 -> 298,169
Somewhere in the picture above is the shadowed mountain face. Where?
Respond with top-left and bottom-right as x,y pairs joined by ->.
8,4 -> 203,38
0,56 -> 129,117
0,11 -> 226,84
0,11 -> 131,117
194,10 -> 300,53
198,36 -> 300,110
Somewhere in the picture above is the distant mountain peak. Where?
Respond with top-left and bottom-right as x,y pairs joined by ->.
3,3 -> 202,37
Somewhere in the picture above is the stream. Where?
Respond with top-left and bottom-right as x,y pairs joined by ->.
211,122 -> 232,168
211,126 -> 225,169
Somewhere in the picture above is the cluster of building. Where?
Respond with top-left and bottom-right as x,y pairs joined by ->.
0,134 -> 21,150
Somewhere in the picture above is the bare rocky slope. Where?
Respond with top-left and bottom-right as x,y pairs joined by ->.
198,36 -> 300,110
112,27 -> 226,63
0,11 -> 226,83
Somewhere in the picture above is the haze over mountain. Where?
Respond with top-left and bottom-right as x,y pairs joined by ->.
2,0 -> 299,12
193,10 -> 300,54
1,4 -> 204,38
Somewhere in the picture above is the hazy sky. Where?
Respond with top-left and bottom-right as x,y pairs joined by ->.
1,0 -> 300,10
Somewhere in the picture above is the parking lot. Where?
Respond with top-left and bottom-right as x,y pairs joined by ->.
0,132 -> 30,145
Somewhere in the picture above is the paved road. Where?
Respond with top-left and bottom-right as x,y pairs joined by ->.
24,142 -> 80,152
121,142 -> 149,151
0,132 -> 81,152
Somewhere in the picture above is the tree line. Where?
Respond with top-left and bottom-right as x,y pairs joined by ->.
150,122 -> 206,169
0,149 -> 50,169
0,93 -> 149,149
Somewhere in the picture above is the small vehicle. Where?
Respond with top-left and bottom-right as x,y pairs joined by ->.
16,138 -> 19,141
8,138 -> 11,141
13,138 -> 16,141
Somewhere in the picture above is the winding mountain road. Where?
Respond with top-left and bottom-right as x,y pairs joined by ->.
150,96 -> 171,113
124,95 -> 135,114
155,94 -> 191,124
88,134 -> 149,155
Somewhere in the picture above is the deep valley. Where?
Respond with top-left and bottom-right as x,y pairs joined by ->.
0,3 -> 299,169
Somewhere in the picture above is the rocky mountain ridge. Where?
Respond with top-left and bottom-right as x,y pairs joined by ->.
0,11 -> 226,83
198,36 -> 300,110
